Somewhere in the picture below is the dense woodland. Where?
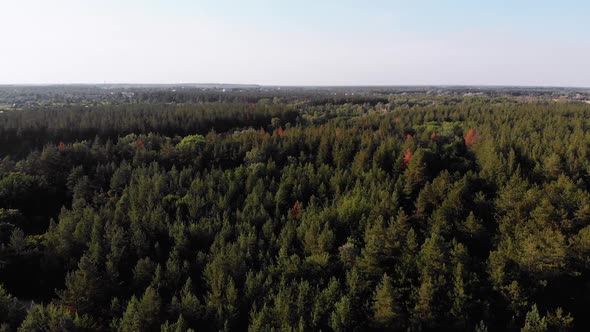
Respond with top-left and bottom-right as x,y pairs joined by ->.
2,87 -> 590,331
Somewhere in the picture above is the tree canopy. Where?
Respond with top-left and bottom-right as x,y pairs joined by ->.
1,86 -> 590,331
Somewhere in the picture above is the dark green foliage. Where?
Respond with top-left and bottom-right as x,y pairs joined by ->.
0,88 -> 589,330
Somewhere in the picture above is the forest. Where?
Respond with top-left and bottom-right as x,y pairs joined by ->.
1,86 -> 590,331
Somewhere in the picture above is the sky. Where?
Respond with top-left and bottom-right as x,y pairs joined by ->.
1,0 -> 589,86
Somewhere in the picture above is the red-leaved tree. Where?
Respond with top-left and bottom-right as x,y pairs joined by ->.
135,140 -> 145,150
464,128 -> 480,146
290,201 -> 300,219
403,148 -> 413,168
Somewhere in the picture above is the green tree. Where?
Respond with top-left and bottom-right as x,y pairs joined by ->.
18,303 -> 95,332
521,304 -> 547,332
372,273 -> 398,329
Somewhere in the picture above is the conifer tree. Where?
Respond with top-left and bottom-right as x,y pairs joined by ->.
372,273 -> 398,329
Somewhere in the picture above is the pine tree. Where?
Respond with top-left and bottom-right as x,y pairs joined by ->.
178,278 -> 201,323
330,295 -> 353,332
137,286 -> 161,331
59,254 -> 102,315
372,273 -> 398,329
521,304 -> 547,332
117,296 -> 141,332
413,275 -> 436,327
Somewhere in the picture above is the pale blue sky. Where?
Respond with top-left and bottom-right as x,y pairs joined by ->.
1,0 -> 589,86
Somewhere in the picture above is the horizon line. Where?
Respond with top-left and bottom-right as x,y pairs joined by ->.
1,83 -> 590,89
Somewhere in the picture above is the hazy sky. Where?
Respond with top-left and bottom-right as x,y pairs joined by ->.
1,0 -> 589,86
